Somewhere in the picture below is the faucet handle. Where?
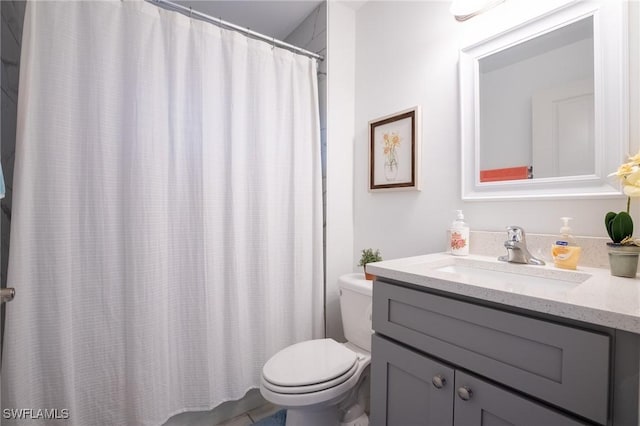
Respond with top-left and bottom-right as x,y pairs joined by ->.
506,226 -> 525,242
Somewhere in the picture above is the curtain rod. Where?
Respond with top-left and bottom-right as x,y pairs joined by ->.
146,0 -> 324,61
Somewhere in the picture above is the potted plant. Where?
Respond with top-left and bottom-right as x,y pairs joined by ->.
607,152 -> 640,277
358,248 -> 382,281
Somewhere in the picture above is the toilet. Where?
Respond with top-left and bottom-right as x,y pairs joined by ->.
260,273 -> 372,426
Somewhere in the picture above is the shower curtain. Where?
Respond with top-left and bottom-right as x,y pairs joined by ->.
1,1 -> 323,425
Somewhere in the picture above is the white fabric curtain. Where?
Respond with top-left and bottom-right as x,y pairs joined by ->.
2,1 -> 323,425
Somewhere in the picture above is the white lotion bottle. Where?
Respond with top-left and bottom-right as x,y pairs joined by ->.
450,210 -> 470,256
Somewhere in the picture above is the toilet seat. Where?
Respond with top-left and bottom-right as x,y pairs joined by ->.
262,359 -> 358,394
262,339 -> 357,387
260,341 -> 371,409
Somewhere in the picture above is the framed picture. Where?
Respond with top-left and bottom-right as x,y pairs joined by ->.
369,106 -> 421,191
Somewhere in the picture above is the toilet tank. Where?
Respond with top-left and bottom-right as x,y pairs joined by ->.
339,273 -> 373,352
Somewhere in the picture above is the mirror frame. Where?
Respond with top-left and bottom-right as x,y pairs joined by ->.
460,1 -> 628,200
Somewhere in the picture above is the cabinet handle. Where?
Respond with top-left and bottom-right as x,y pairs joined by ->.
432,375 -> 446,389
457,386 -> 473,401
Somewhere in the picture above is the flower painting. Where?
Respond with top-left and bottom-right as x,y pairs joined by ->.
369,107 -> 421,191
382,132 -> 401,181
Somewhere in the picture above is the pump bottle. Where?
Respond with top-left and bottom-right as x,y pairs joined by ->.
450,210 -> 470,256
551,217 -> 582,270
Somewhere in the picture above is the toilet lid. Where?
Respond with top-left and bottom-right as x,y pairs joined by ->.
263,339 -> 357,387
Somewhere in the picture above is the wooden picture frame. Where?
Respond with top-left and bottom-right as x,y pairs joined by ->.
369,106 -> 420,191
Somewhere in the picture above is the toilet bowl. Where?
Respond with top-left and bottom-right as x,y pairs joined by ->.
259,273 -> 372,426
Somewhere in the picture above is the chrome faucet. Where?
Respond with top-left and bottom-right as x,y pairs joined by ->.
498,226 -> 545,265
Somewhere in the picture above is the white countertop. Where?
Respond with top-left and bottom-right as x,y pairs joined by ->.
366,253 -> 640,334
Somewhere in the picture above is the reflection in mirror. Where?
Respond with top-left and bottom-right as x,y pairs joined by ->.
479,17 -> 594,182
459,0 -> 628,200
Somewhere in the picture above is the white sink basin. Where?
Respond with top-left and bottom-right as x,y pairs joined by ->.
402,257 -> 591,296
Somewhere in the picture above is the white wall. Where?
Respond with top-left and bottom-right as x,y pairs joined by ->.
351,1 -> 638,263
326,1 -> 356,340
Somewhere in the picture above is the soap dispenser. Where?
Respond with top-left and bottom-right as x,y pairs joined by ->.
450,210 -> 470,256
551,217 -> 582,270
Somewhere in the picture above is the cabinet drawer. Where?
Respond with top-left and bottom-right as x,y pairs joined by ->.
373,280 -> 610,424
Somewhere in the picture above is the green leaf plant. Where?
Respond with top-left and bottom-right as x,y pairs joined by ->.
608,156 -> 639,245
358,248 -> 382,267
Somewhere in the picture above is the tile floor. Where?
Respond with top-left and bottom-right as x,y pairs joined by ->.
215,403 -> 281,426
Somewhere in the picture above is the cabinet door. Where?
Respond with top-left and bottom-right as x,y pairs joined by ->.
454,371 -> 587,426
370,334 -> 454,426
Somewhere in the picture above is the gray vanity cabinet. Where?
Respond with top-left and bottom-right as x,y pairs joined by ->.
370,279 -> 612,426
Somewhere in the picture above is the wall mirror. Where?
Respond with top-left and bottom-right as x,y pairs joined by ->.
460,1 -> 628,200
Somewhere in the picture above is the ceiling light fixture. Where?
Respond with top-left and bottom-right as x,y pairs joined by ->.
450,0 -> 505,21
